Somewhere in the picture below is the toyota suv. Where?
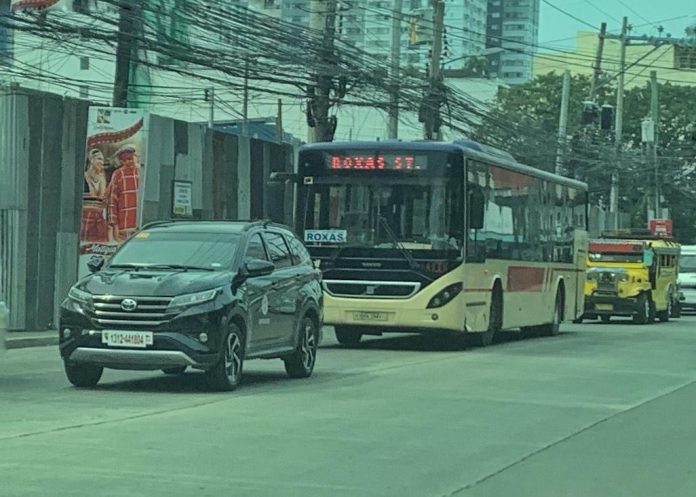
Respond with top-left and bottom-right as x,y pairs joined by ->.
59,221 -> 323,391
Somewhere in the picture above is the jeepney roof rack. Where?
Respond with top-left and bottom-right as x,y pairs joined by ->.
600,229 -> 676,242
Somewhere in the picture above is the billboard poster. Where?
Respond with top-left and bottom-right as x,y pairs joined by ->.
11,0 -> 70,12
79,107 -> 149,278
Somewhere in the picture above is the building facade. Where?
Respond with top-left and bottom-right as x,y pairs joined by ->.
486,0 -> 540,84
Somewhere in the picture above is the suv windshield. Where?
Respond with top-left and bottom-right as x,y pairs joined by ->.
108,231 -> 241,270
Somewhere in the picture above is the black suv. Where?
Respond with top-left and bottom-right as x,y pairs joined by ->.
59,221 -> 323,391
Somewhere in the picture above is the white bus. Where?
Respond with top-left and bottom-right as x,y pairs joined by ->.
294,140 -> 588,346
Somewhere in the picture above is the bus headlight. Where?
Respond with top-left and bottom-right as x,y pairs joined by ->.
427,283 -> 463,309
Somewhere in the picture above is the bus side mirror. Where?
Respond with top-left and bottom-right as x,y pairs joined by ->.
468,187 -> 485,231
269,172 -> 298,184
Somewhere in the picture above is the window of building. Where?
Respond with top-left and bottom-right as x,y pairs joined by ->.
79,86 -> 89,99
674,46 -> 696,70
80,56 -> 90,70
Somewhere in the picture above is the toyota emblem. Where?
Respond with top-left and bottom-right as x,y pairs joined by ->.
120,299 -> 138,312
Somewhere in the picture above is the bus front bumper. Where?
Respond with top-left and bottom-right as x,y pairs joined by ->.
323,294 -> 468,333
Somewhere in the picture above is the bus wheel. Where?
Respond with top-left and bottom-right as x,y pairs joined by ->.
472,285 -> 502,347
633,293 -> 652,325
334,326 -> 362,346
537,290 -> 563,337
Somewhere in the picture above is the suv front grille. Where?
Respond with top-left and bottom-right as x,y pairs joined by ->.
88,295 -> 174,327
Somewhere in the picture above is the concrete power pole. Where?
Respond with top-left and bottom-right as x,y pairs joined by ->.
113,0 -> 138,107
650,70 -> 660,217
308,0 -> 338,143
610,16 -> 628,230
387,0 -> 403,139
556,70 -> 571,176
423,0 -> 445,140
589,22 -> 607,102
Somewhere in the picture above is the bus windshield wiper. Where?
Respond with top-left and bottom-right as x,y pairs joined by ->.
378,215 -> 433,282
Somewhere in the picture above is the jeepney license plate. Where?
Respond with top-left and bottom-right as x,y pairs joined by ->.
352,311 -> 389,322
596,304 -> 613,311
102,330 -> 154,348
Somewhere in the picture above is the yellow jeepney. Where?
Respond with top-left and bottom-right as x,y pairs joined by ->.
582,232 -> 680,324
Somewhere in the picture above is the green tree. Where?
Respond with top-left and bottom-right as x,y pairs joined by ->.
472,72 -> 696,242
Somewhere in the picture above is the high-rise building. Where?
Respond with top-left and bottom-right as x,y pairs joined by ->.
486,0 -> 539,84
279,0 -> 488,71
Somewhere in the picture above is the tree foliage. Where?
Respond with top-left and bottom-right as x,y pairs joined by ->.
473,72 -> 696,242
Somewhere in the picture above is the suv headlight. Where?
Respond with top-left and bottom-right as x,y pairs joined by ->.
167,288 -> 220,311
427,283 -> 463,309
68,287 -> 93,310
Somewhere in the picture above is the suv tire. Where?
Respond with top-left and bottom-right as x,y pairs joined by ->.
335,326 -> 362,346
65,362 -> 103,388
284,316 -> 319,378
206,323 -> 245,391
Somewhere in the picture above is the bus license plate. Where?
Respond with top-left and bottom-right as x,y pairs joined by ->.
102,330 -> 154,348
352,311 -> 388,322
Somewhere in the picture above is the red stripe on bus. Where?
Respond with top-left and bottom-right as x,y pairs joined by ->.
507,266 -> 545,292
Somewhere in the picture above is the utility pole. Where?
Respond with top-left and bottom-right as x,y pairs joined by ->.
650,70 -> 660,217
113,0 -> 138,107
242,58 -> 250,136
589,22 -> 606,102
387,0 -> 403,139
610,16 -> 628,230
556,70 -> 571,176
308,0 -> 338,143
276,98 -> 284,144
422,0 -> 445,140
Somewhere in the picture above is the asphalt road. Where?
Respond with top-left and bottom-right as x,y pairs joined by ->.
2,316 -> 696,497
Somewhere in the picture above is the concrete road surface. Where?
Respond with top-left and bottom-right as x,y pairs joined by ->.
2,317 -> 696,497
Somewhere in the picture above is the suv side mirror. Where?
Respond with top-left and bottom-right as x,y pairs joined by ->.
87,256 -> 105,273
468,186 -> 485,231
243,259 -> 275,278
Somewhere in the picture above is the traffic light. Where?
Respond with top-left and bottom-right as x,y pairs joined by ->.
600,104 -> 614,130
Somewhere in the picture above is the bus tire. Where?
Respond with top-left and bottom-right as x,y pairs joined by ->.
633,293 -> 653,325
472,284 -> 502,347
334,326 -> 362,346
537,289 -> 563,337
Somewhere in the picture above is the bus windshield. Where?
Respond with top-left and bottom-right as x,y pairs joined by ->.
302,178 -> 462,253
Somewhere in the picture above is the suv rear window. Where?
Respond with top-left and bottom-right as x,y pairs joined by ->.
109,231 -> 240,270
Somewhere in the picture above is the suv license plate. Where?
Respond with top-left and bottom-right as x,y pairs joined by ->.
352,311 -> 388,322
102,330 -> 154,348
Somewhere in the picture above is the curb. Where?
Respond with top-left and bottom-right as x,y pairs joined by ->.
6,335 -> 58,350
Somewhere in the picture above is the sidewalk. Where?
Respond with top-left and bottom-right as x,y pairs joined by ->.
5,330 -> 58,350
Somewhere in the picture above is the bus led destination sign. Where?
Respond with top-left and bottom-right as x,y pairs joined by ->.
329,154 -> 425,171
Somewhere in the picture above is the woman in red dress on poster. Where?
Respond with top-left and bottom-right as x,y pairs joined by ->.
80,148 -> 109,244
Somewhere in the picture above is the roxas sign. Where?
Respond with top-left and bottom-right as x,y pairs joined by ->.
304,230 -> 347,243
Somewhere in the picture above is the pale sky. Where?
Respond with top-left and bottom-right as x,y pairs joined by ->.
538,0 -> 696,49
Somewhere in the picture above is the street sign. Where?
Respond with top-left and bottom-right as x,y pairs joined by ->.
648,218 -> 672,237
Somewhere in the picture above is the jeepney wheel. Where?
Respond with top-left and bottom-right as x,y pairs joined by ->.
657,297 -> 672,322
601,315 -> 611,323
633,293 -> 653,325
671,299 -> 682,318
334,326 -> 362,346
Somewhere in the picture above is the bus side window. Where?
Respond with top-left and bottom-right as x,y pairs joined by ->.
467,184 -> 485,230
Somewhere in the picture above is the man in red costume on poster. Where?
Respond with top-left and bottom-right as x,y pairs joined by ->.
107,144 -> 140,242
